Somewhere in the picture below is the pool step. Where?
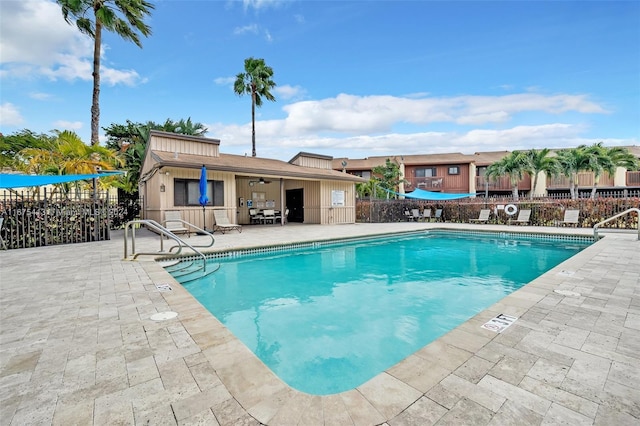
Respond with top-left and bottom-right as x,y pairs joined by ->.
163,261 -> 195,273
180,267 -> 220,284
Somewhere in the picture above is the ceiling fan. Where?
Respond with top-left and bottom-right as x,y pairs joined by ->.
249,177 -> 272,186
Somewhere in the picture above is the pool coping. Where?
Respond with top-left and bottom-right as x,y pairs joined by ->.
140,224 -> 638,424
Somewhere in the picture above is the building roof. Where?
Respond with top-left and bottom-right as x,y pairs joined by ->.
149,150 -> 366,183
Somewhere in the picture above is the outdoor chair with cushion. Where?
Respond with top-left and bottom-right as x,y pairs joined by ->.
470,209 -> 491,223
512,209 -> 531,225
212,210 -> 242,234
163,211 -> 190,237
249,208 -> 263,224
557,209 -> 580,227
261,209 -> 276,225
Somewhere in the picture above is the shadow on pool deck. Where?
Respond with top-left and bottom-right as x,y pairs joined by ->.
1,223 -> 639,425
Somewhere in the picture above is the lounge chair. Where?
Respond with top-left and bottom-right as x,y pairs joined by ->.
212,210 -> 242,234
470,209 -> 491,223
558,209 -> 580,227
403,210 -> 413,222
512,209 -> 531,225
434,208 -> 443,222
164,211 -> 190,237
422,209 -> 432,221
411,209 -> 423,221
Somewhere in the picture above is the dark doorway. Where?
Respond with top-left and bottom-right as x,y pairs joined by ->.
286,188 -> 304,223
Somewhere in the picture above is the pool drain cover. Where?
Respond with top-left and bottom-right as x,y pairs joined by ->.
150,311 -> 178,321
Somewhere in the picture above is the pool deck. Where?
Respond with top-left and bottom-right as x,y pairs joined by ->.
1,222 -> 639,425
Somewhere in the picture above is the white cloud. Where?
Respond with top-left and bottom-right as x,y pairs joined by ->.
241,0 -> 288,11
0,103 -> 24,127
277,92 -> 608,135
29,92 -> 54,101
233,24 -> 259,35
215,76 -> 236,86
53,120 -> 83,130
0,0 -> 146,86
202,91 -> 619,159
274,84 -> 306,101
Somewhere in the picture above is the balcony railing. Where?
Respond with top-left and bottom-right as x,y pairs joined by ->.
406,176 -> 444,190
548,172 -> 614,189
475,175 -> 531,191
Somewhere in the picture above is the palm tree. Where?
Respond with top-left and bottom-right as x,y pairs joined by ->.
583,143 -> 639,199
555,146 -> 592,199
20,130 -> 123,197
159,118 -> 207,136
57,0 -> 154,145
234,57 -> 276,157
523,148 -> 558,199
486,151 -> 529,201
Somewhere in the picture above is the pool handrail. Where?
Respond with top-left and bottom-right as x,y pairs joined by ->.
124,219 -> 213,272
593,208 -> 640,241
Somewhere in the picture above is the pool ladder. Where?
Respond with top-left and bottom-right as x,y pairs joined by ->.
123,219 -> 215,273
593,208 -> 640,241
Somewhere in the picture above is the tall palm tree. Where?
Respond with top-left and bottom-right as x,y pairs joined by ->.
486,151 -> 529,201
233,57 -> 276,157
523,148 -> 558,199
555,146 -> 592,200
57,0 -> 154,145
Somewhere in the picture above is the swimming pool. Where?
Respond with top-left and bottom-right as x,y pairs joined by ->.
169,230 -> 591,395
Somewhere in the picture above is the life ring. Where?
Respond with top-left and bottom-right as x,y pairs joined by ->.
504,204 -> 518,216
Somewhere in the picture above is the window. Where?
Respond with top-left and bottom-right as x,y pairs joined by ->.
351,171 -> 371,179
173,179 -> 224,206
415,167 -> 436,177
448,166 -> 460,175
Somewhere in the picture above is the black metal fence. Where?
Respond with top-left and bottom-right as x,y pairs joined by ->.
0,190 -> 141,250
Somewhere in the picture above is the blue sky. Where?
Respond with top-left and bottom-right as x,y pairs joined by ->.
1,0 -> 638,161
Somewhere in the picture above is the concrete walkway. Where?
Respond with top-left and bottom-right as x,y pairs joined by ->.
1,223 -> 638,425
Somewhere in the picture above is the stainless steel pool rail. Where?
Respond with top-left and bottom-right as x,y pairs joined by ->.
124,219 -> 214,272
593,208 -> 640,241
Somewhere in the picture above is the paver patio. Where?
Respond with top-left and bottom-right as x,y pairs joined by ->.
1,223 -> 638,425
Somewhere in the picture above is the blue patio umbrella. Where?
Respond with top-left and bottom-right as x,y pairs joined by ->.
199,165 -> 209,230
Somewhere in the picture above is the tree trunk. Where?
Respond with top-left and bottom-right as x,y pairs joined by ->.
530,173 -> 538,200
251,84 -> 256,157
512,185 -> 519,201
91,21 -> 102,146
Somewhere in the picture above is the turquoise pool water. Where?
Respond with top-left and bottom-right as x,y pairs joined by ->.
172,231 -> 590,395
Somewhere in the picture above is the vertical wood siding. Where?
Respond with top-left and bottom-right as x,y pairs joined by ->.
150,135 -> 219,157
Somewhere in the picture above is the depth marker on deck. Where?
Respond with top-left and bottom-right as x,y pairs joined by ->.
481,313 -> 518,333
